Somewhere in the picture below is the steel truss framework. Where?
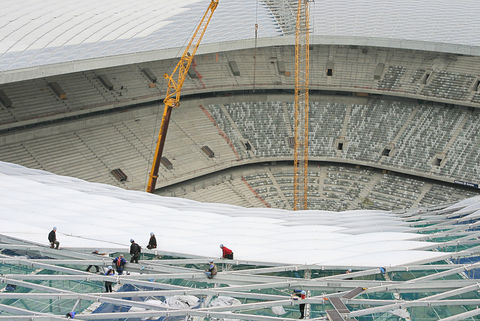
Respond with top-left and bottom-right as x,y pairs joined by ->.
2,203 -> 480,320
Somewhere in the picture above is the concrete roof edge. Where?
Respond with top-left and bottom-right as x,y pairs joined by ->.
1,35 -> 479,85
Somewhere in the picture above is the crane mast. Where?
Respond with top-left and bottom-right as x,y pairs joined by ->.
293,0 -> 310,210
146,0 -> 219,193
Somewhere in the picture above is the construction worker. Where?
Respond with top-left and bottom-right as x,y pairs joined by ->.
113,254 -> 127,275
205,259 -> 217,279
104,266 -> 115,292
65,311 -> 76,319
5,284 -> 16,292
48,227 -> 59,249
345,269 -> 353,280
130,239 -> 141,263
147,232 -> 157,249
292,289 -> 306,319
86,250 -> 107,273
220,244 -> 233,259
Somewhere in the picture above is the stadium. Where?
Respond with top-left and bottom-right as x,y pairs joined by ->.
1,0 -> 480,320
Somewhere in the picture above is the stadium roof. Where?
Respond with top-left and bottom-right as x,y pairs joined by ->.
0,160 -> 478,267
2,161 -> 480,320
1,0 -> 480,79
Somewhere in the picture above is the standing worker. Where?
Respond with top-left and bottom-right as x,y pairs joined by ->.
205,259 -> 217,279
220,244 -> 233,259
113,254 -> 127,275
104,266 -> 115,292
292,289 -> 306,319
48,227 -> 59,249
130,239 -> 141,263
147,232 -> 157,249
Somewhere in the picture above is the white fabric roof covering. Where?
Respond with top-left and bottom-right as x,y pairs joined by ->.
0,161 -> 453,267
0,0 -> 479,72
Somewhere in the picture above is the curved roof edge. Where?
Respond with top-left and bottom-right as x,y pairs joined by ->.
1,35 -> 479,85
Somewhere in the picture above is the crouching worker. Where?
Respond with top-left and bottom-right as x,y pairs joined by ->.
66,311 -> 76,319
292,289 -> 306,319
48,227 -> 59,249
86,250 -> 108,273
205,260 -> 217,279
104,266 -> 115,292
220,244 -> 233,259
147,232 -> 157,249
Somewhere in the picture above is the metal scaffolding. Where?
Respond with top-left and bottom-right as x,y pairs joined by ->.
1,202 -> 480,320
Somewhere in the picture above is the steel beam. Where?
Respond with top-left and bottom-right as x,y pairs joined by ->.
349,300 -> 480,318
437,308 -> 480,321
0,303 -> 81,321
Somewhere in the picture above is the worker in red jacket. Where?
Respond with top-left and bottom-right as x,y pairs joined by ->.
220,244 -> 233,259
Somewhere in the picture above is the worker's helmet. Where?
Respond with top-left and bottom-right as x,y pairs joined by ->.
107,266 -> 113,270
219,244 -> 224,248
53,226 -> 57,231
130,239 -> 134,243
119,254 -> 124,257
150,232 -> 154,236
209,259 -> 214,263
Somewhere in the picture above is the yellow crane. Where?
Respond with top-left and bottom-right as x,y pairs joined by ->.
147,0 -> 219,193
293,0 -> 310,210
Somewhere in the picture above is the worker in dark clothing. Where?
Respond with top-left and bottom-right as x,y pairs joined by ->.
220,244 -> 233,259
147,232 -> 157,250
113,254 -> 127,275
292,289 -> 306,319
130,239 -> 141,263
48,227 -> 59,249
205,260 -> 217,279
5,284 -> 16,292
104,266 -> 115,292
66,311 -> 76,319
86,250 -> 107,273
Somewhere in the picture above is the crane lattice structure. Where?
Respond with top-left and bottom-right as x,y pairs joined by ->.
147,0 -> 219,193
293,0 -> 310,210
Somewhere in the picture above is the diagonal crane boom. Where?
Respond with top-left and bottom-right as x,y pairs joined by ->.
293,0 -> 310,210
147,0 -> 219,193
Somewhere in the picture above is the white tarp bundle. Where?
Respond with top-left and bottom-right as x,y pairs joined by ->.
166,295 -> 201,309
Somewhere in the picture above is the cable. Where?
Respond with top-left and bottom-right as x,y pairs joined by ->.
253,0 -> 259,92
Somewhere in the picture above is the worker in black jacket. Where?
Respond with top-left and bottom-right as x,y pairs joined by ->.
48,227 -> 59,249
147,232 -> 157,249
129,239 -> 141,263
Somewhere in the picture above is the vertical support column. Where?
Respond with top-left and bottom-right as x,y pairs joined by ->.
72,299 -> 81,313
304,268 -> 311,319
293,0 -> 310,210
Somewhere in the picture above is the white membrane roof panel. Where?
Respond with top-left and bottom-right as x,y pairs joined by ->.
0,161 -> 453,267
310,0 -> 480,47
0,0 -> 480,72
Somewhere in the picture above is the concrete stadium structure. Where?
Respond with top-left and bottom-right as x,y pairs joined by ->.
1,46 -> 479,209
